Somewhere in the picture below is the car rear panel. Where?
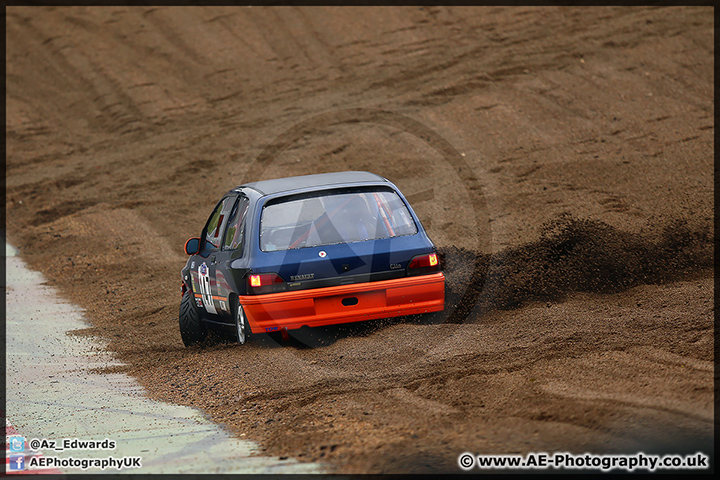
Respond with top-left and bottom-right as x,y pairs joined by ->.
239,272 -> 445,333
234,180 -> 445,332
239,233 -> 444,332
252,235 -> 432,290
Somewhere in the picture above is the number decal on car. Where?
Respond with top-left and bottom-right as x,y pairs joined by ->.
198,262 -> 217,315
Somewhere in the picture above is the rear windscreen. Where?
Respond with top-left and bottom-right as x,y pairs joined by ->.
260,189 -> 418,251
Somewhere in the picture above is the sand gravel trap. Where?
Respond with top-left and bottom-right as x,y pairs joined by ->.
5,6 -> 713,474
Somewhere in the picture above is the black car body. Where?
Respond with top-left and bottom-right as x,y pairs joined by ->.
179,171 -> 445,346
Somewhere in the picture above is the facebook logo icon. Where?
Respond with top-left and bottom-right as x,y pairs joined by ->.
8,454 -> 25,471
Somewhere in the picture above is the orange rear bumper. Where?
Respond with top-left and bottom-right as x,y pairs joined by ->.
239,273 -> 445,333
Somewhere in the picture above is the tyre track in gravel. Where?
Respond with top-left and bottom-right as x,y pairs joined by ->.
6,12 -> 146,135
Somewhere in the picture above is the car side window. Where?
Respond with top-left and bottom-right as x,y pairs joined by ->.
223,196 -> 250,252
203,196 -> 236,252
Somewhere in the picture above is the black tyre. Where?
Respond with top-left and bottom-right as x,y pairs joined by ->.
179,290 -> 207,346
232,297 -> 250,345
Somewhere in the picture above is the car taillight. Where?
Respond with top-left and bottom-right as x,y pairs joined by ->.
407,253 -> 440,276
247,273 -> 285,294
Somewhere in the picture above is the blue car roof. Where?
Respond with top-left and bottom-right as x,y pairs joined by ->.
239,171 -> 388,196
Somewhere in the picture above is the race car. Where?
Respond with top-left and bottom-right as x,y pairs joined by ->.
179,171 -> 445,346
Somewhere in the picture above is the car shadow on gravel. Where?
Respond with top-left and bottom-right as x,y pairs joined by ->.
260,316 -> 418,349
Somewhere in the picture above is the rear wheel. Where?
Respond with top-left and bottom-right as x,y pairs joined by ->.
233,297 -> 250,345
179,290 -> 207,346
